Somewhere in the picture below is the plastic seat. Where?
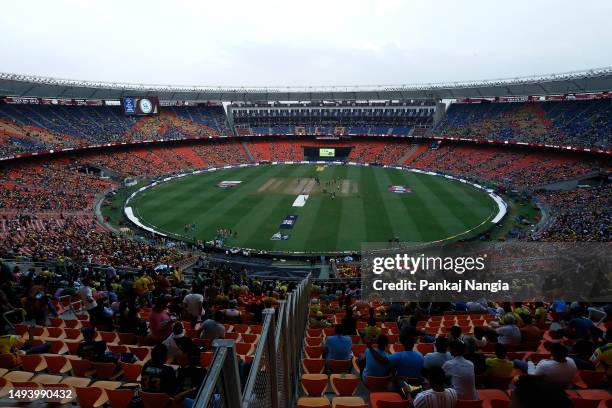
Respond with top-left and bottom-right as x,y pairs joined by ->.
128,346 -> 151,361
93,362 -> 122,380
351,344 -> 367,357
45,355 -> 72,374
48,317 -> 65,327
302,373 -> 329,396
46,383 -> 76,404
570,398 -> 602,408
241,333 -> 259,343
75,386 -> 109,408
108,344 -> 129,354
64,319 -> 81,329
303,358 -> 326,374
140,391 -> 173,408
363,375 -> 392,392
332,396 -> 367,408
32,374 -> 63,385
305,346 -> 324,359
71,358 -> 95,377
106,388 -> 135,408
574,370 -> 606,389
392,344 -> 405,353
117,332 -> 137,345
416,343 -> 434,354
369,392 -> 406,408
64,327 -> 83,340
45,326 -> 65,339
306,337 -> 323,347
65,339 -> 81,355
4,370 -> 34,382
61,376 -> 92,388
456,401 -> 484,408
0,353 -> 19,369
297,397 -> 331,408
233,324 -> 250,334
200,351 -> 214,368
48,339 -> 69,354
236,342 -> 254,355
21,354 -> 48,372
308,329 -> 324,338
121,362 -> 143,382
328,359 -> 352,373
330,374 -> 359,396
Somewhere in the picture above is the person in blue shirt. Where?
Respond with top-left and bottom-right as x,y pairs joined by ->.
362,334 -> 392,378
324,324 -> 353,361
389,336 -> 424,380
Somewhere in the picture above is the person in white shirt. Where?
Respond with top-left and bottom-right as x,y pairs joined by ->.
412,366 -> 458,408
182,291 -> 203,325
424,337 -> 452,371
78,279 -> 97,311
163,322 -> 186,362
527,343 -> 577,389
442,340 -> 479,401
495,315 -> 521,346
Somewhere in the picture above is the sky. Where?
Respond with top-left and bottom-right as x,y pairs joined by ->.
1,0 -> 611,87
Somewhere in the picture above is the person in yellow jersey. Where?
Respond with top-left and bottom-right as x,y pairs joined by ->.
591,330 -> 612,376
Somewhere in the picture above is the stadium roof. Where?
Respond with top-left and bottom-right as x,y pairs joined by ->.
1,67 -> 611,102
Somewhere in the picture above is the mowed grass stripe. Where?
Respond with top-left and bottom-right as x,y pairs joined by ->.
336,165 -> 367,250
181,165 -> 291,237
360,166 -> 397,242
424,175 -> 496,231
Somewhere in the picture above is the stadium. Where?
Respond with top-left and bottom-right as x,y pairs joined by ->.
1,2 -> 611,408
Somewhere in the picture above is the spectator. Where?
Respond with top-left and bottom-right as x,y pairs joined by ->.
77,327 -> 113,363
520,315 -> 543,344
423,337 -> 452,371
150,297 -> 174,343
389,336 -> 424,380
141,344 -> 179,395
362,334 -> 391,378
200,309 -> 226,341
324,324 -> 352,361
183,289 -> 204,326
526,343 -> 577,389
485,343 -> 513,378
510,375 -> 572,408
442,341 -> 478,401
495,315 -> 521,346
411,367 -> 458,408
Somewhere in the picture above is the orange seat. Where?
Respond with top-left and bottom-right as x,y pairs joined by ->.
48,317 -> 65,327
45,327 -> 65,339
330,374 -> 359,396
363,375 -> 391,392
308,329 -> 324,338
75,386 -> 109,408
64,319 -> 81,329
108,344 -> 129,354
574,370 -> 606,389
200,352 -> 214,368
301,373 -> 329,396
306,337 -> 323,347
140,391 -> 172,408
297,396 -> 331,408
250,325 -> 263,334
303,358 -> 326,374
48,339 -> 69,354
93,362 -> 121,380
71,359 -> 95,377
106,388 -> 135,408
332,396 -> 368,408
127,346 -> 150,361
45,355 -> 72,374
21,354 -> 47,372
328,359 -> 352,373
351,344 -> 367,357
225,332 -> 241,341
117,332 -> 137,345
490,400 -> 510,408
99,331 -> 118,343
369,392 -> 405,408
241,333 -> 259,343
121,362 -> 143,382
0,353 -> 19,369
65,340 -> 81,355
570,398 -> 601,408
416,343 -> 434,354
456,401 -> 484,408
235,342 -> 254,355
305,346 -> 324,359
64,328 -> 83,340
233,324 -> 250,334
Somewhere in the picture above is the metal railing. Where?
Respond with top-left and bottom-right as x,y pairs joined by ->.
193,275 -> 311,408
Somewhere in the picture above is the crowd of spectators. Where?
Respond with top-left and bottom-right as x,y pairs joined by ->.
434,99 -> 612,150
307,284 -> 611,406
0,104 -> 230,159
535,185 -> 611,242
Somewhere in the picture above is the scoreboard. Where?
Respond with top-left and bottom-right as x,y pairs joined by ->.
121,97 -> 160,116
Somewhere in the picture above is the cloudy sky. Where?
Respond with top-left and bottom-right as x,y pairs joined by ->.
1,0 -> 610,87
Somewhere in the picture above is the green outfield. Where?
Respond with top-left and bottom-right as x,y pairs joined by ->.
128,164 -> 498,253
